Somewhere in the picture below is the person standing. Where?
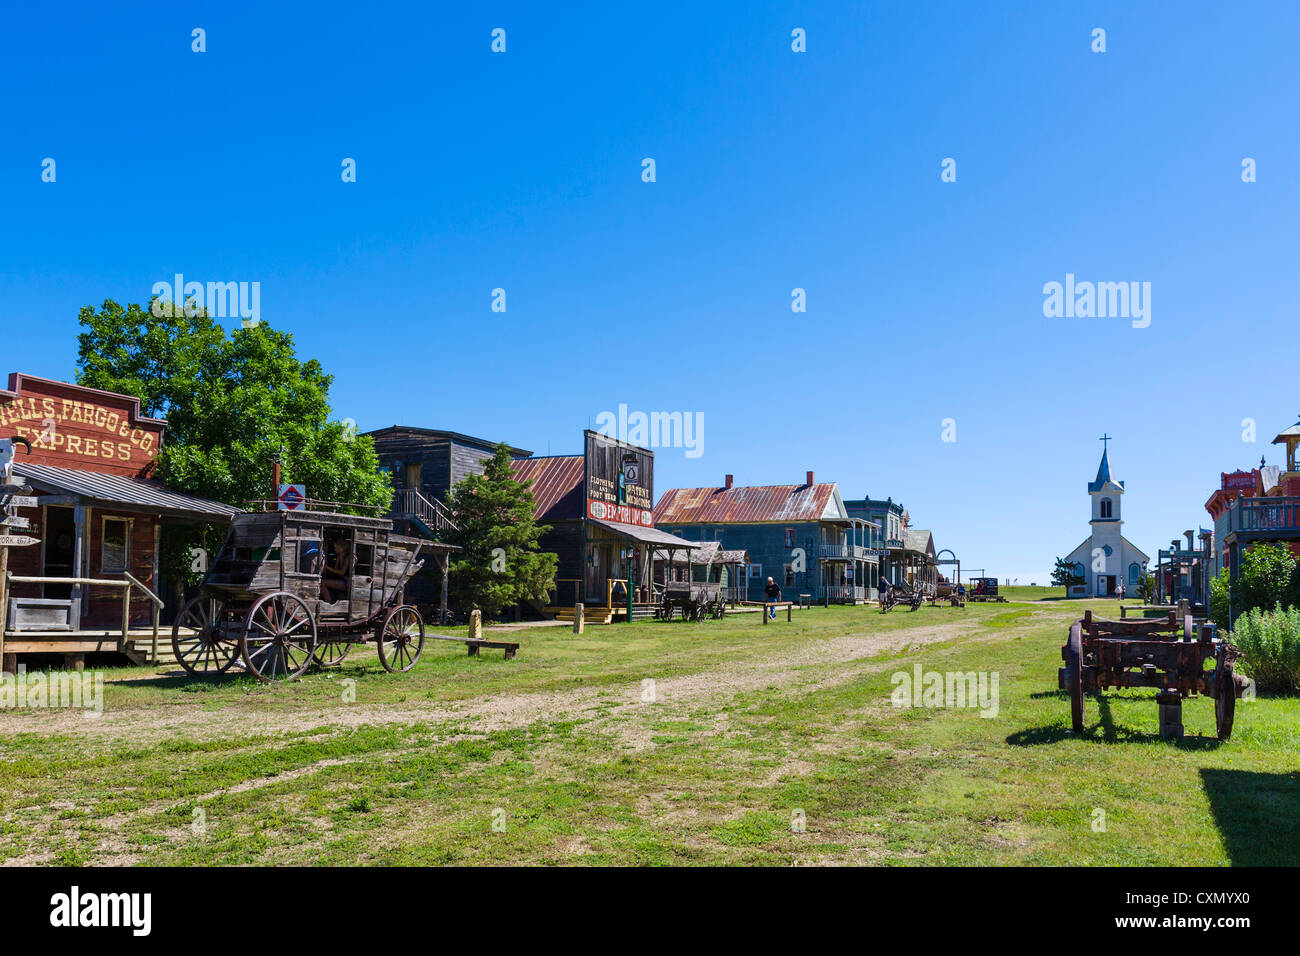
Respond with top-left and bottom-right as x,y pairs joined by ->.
764,576 -> 782,620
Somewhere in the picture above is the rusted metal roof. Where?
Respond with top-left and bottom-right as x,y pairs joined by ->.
510,455 -> 584,521
654,483 -> 840,525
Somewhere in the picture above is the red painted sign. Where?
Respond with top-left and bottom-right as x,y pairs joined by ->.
278,484 -> 307,511
0,374 -> 166,478
587,498 -> 653,527
1221,470 -> 1256,492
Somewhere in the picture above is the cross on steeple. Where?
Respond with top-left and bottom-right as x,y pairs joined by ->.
1099,433 -> 1111,453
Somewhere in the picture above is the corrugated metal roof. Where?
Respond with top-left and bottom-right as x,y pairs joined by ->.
654,483 -> 839,524
652,541 -> 749,566
510,455 -> 584,521
587,518 -> 700,548
906,529 -> 935,555
15,462 -> 244,520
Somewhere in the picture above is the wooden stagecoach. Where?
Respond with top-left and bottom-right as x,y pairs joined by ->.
172,506 -> 428,682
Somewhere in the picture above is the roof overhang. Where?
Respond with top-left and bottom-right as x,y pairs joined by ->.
588,518 -> 700,549
15,462 -> 243,521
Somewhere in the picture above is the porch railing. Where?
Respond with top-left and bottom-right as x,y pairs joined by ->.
823,585 -> 865,602
1227,496 -> 1300,535
2,572 -> 164,660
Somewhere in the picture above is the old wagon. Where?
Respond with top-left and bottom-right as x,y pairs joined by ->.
172,506 -> 430,682
657,580 -> 725,621
1059,608 -> 1248,740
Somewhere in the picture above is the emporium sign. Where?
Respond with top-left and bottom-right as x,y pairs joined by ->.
1221,470 -> 1255,492
587,499 -> 653,527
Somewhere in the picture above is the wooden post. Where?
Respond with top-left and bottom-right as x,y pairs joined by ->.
0,551 -> 9,674
121,587 -> 131,651
1156,692 -> 1183,739
787,602 -> 792,622
573,602 -> 584,635
438,551 -> 449,628
468,609 -> 481,641
762,603 -> 769,625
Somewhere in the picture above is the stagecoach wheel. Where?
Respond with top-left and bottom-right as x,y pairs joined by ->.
377,605 -> 424,673
172,595 -> 241,676
1066,624 -> 1085,733
240,591 -> 317,683
312,636 -> 352,668
1214,659 -> 1237,741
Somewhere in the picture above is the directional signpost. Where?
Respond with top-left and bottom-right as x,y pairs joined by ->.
0,535 -> 37,547
0,481 -> 36,672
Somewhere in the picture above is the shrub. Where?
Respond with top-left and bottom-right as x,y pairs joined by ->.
1229,603 -> 1300,694
1230,543 -> 1298,619
1209,568 -> 1230,628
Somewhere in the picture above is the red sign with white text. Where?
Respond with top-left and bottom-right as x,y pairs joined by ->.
587,498 -> 653,527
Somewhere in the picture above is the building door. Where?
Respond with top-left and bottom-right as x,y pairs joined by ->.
404,462 -> 422,492
42,507 -> 77,599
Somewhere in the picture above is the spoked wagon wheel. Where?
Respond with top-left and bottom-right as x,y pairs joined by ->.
376,605 -> 424,673
1066,623 -> 1085,733
172,595 -> 241,676
312,635 -> 352,668
240,591 -> 318,683
1214,654 -> 1236,741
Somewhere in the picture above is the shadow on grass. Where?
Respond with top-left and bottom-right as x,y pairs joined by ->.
1009,692 -> 1225,750
111,672 -> 252,691
1201,768 -> 1300,865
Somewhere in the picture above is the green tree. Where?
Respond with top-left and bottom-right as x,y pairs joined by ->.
445,444 -> 557,619
1209,567 -> 1231,627
76,298 -> 391,588
1136,570 -> 1157,605
1051,557 -> 1083,588
1230,542 -> 1299,621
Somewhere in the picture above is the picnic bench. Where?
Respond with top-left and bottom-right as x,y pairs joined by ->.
427,633 -> 520,659
761,601 -> 793,624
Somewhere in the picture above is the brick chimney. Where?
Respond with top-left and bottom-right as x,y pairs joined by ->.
724,474 -> 734,490
806,470 -> 814,486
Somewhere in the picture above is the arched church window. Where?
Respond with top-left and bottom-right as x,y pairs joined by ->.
1128,563 -> 1140,586
1100,498 -> 1112,518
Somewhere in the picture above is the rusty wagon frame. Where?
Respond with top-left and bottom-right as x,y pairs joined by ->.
1058,609 -> 1248,740
172,506 -> 429,682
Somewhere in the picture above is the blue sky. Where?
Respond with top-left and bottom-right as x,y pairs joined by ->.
2,2 -> 1297,582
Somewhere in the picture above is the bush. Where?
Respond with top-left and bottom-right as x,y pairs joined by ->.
1229,603 -> 1300,694
1230,543 -> 1298,619
1209,568 -> 1230,627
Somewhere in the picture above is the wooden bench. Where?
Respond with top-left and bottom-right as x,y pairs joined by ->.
427,634 -> 520,659
797,593 -> 812,609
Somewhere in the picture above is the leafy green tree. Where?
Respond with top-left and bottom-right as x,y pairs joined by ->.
1051,557 -> 1083,588
1230,543 -> 1299,621
445,444 -> 557,620
1209,568 -> 1231,627
76,298 -> 391,589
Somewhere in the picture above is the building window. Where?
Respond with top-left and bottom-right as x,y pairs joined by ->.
101,517 -> 131,573
1128,563 -> 1141,586
749,564 -> 762,579
784,528 -> 795,548
1100,498 -> 1112,518
784,564 -> 795,587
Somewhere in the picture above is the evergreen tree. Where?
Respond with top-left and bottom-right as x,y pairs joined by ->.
446,444 -> 557,619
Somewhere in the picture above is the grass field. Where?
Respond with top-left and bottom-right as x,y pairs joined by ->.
1,595 -> 1297,866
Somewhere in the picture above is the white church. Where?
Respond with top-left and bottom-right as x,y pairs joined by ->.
1064,439 -> 1149,596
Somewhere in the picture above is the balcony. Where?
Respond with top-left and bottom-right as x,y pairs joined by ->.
1225,496 -> 1300,538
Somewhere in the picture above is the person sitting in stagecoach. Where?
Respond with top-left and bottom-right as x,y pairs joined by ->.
321,539 -> 353,604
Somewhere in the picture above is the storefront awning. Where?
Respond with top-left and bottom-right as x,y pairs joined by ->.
587,518 -> 701,549
15,462 -> 244,521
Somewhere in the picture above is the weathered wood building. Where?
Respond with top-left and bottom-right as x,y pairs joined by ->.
511,430 -> 699,623
654,472 -> 880,604
1,373 -> 241,665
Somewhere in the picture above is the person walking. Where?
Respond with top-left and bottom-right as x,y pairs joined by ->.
764,576 -> 782,620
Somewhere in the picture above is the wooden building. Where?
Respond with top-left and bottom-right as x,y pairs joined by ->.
511,430 -> 700,623
1,373 -> 241,665
654,472 -> 879,604
365,425 -> 529,537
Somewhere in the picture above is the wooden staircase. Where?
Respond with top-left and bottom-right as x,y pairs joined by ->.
121,634 -> 180,667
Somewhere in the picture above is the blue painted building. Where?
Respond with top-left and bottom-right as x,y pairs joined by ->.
654,471 -> 880,603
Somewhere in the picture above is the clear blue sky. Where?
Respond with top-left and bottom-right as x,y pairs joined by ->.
2,2 -> 1297,582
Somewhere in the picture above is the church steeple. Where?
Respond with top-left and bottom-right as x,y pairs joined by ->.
1088,434 -> 1123,494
